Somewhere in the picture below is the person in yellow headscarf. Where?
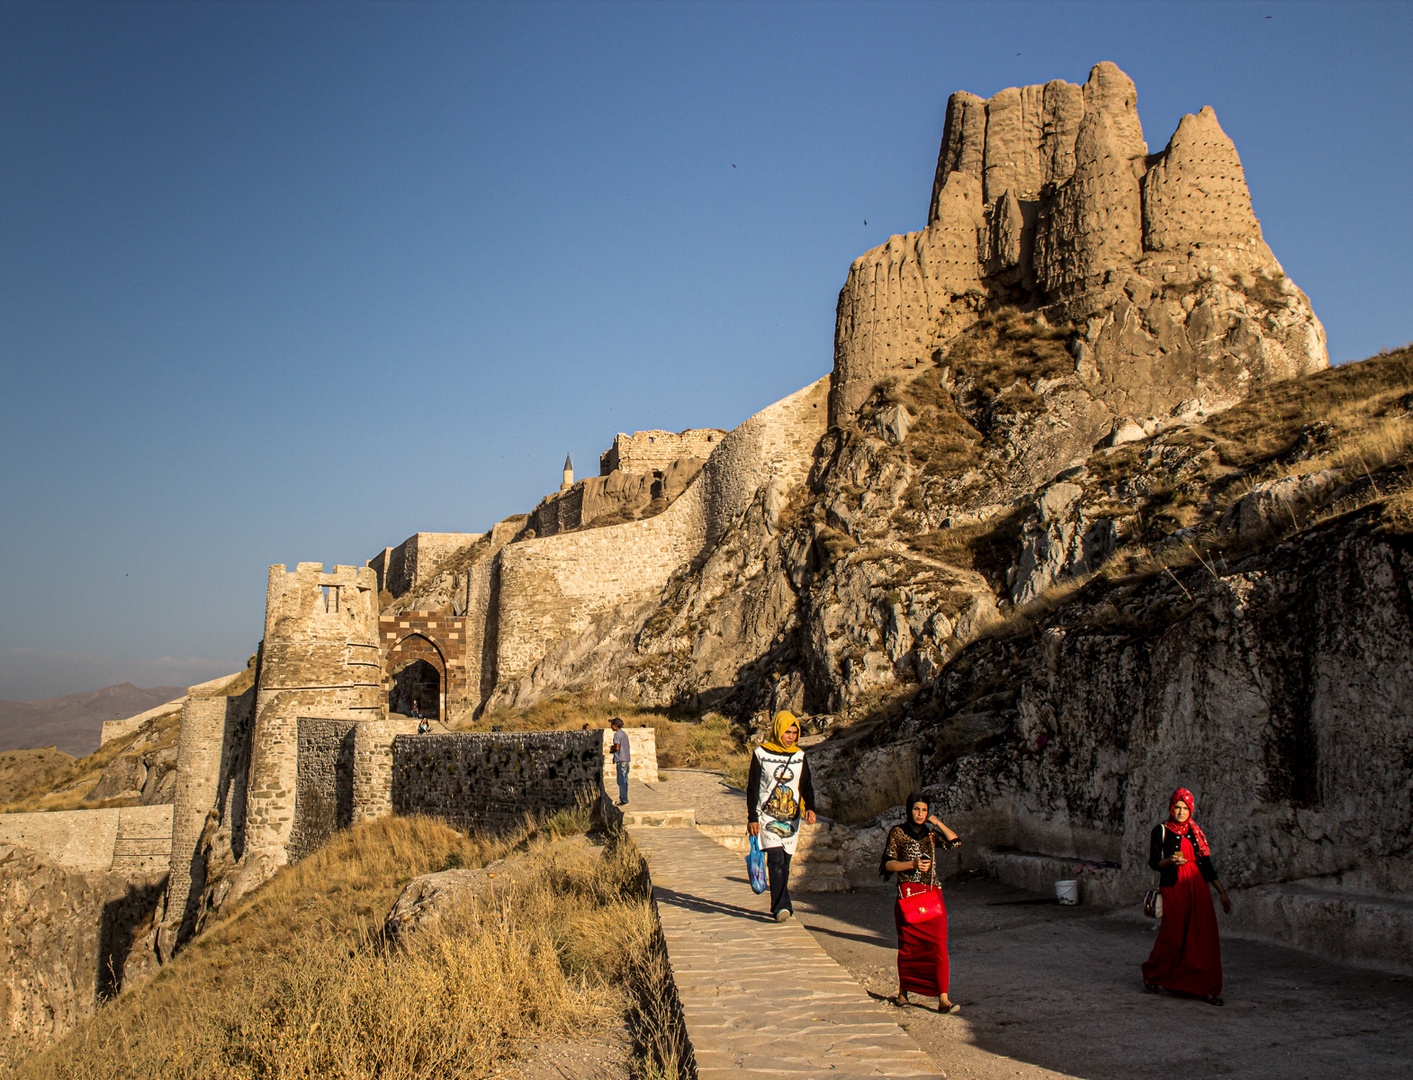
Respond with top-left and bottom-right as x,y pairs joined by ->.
746,711 -> 817,921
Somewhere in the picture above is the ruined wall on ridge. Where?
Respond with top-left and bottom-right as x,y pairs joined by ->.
491,377 -> 829,694
370,532 -> 482,598
831,61 -> 1327,427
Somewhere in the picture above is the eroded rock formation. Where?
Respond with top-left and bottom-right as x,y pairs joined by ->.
832,63 -> 1326,427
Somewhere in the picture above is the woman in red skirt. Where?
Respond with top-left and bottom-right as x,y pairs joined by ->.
881,792 -> 962,1013
1142,787 -> 1232,1005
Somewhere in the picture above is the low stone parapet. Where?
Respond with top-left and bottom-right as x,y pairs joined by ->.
1223,881 -> 1413,976
392,730 -> 604,834
0,805 -> 172,874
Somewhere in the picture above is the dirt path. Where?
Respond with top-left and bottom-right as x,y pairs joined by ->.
794,880 -> 1413,1080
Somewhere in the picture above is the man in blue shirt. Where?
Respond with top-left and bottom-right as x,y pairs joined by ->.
610,717 -> 631,805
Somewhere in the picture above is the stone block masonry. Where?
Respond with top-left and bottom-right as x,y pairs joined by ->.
351,717 -> 422,823
0,805 -> 172,874
245,563 -> 385,870
369,532 -> 482,598
391,731 -> 605,834
600,428 -> 727,476
379,611 -> 472,721
494,377 -> 829,688
288,718 -> 356,861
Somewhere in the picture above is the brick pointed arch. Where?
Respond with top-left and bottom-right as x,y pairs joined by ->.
386,631 -> 446,677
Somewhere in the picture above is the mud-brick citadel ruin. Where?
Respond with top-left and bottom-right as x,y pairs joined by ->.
13,62 -> 1413,1027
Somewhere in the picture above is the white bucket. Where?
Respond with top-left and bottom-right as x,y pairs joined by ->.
1054,879 -> 1079,905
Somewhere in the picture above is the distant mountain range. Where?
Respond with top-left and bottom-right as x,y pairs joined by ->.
0,683 -> 186,756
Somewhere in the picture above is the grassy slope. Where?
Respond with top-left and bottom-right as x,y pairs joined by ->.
12,812 -> 666,1080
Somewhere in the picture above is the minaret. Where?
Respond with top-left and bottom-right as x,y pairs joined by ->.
560,454 -> 574,492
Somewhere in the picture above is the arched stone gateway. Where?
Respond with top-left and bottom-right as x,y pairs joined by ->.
378,612 -> 471,722
388,654 -> 443,721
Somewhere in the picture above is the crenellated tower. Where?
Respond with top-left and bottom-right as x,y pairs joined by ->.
243,563 -> 383,868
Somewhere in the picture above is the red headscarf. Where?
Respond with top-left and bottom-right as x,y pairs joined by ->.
1163,788 -> 1211,857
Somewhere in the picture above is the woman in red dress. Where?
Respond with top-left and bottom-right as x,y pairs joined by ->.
1142,787 -> 1232,1005
881,792 -> 962,1013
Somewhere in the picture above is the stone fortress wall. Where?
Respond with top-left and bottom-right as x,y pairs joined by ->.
390,730 -> 606,834
148,368 -> 833,938
243,564 -> 384,873
697,377 -> 829,546
529,483 -> 586,537
831,61 -> 1327,424
163,688 -> 254,942
369,532 -> 482,597
495,377 -> 829,686
0,806 -> 171,874
600,428 -> 727,475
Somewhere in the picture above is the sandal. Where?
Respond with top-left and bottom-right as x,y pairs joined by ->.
1205,995 -> 1225,1007
938,1000 -> 961,1014
1143,981 -> 1161,994
890,993 -> 910,1008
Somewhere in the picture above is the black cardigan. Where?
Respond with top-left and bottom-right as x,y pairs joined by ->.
1148,823 -> 1219,888
745,751 -> 815,823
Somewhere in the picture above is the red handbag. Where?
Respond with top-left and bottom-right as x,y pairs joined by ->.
897,886 -> 944,924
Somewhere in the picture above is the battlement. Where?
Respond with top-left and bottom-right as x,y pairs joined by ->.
599,428 -> 727,476
263,563 -> 379,644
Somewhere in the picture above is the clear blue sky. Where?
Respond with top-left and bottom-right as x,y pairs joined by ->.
2,1 -> 1409,700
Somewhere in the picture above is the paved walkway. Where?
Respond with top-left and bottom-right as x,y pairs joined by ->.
616,780 -> 941,1078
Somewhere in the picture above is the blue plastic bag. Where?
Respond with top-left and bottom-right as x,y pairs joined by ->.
746,834 -> 767,894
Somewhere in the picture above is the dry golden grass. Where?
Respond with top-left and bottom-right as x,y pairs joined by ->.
1203,347 -> 1413,473
647,712 -> 750,779
464,692 -> 673,735
14,812 -> 680,1080
909,506 -> 1027,588
0,706 -> 183,813
0,746 -> 76,804
943,308 -> 1074,399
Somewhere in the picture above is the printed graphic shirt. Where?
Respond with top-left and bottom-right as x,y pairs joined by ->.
746,746 -> 815,854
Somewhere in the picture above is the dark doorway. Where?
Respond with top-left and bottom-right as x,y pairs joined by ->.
390,659 -> 441,721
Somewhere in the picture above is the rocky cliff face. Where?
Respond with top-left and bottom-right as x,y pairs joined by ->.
0,845 -> 164,1060
489,62 -> 1339,724
897,508 -> 1413,900
831,63 -> 1326,430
